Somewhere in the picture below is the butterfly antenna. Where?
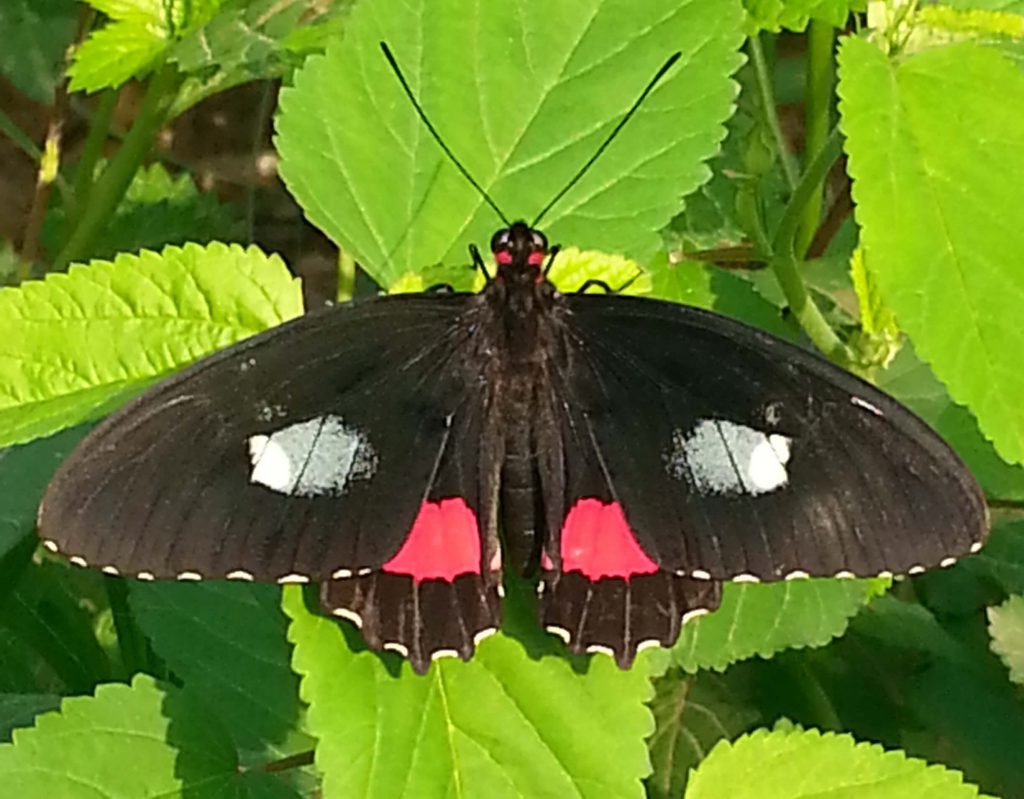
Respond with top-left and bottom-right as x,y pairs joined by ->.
531,52 -> 681,228
380,42 -> 511,227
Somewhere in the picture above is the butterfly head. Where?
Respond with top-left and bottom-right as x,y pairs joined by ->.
491,221 -> 548,277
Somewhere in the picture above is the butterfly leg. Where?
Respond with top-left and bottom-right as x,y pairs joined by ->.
469,244 -> 492,281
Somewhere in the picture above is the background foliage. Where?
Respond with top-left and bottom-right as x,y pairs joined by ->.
0,0 -> 1022,796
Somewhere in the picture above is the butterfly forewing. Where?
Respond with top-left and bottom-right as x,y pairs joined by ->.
40,295 -> 488,580
556,295 -> 987,582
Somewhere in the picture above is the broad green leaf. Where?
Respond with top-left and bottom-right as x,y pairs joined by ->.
130,581 -> 312,759
0,0 -> 78,103
839,37 -> 1024,465
685,726 -> 987,798
276,0 -> 745,286
0,241 -> 301,447
283,587 -> 654,799
0,425 -> 89,558
988,594 -> 1024,684
906,661 -> 1024,799
877,345 -> 1024,499
671,578 -> 887,672
647,671 -> 760,799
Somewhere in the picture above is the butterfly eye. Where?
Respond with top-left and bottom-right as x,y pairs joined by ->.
531,231 -> 548,251
490,228 -> 512,254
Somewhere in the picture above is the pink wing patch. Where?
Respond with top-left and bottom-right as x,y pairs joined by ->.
382,498 -> 481,582
560,498 -> 659,579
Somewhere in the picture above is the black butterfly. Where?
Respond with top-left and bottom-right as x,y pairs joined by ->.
37,47 -> 987,674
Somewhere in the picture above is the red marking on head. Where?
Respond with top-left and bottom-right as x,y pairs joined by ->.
560,499 -> 658,580
527,250 -> 546,266
382,498 -> 480,582
495,250 -> 513,265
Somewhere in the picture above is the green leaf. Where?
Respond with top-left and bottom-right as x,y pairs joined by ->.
877,345 -> 1024,499
283,586 -> 654,799
906,660 -> 1024,798
671,578 -> 887,672
0,695 -> 60,743
0,674 -> 296,797
647,671 -> 760,799
0,242 -> 302,447
649,253 -> 795,338
130,581 -> 312,759
746,0 -> 864,32
0,425 -> 90,558
988,594 -> 1024,684
0,0 -> 78,103
839,37 -> 1024,465
276,0 -> 744,286
685,726 -> 987,798
962,519 -> 1024,594
68,20 -> 169,93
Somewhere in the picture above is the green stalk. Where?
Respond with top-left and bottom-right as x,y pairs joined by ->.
770,126 -> 851,365
70,89 -> 119,228
54,65 -> 181,271
795,21 -> 836,256
749,33 -> 799,192
104,575 -> 152,677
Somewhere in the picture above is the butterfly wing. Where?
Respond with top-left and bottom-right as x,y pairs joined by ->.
556,294 -> 987,581
39,294 -> 502,670
534,293 -> 986,664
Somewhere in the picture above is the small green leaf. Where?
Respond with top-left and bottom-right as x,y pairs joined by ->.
0,242 -> 301,447
839,37 -> 1024,465
988,594 -> 1024,685
130,581 -> 312,759
283,587 -> 654,799
68,20 -> 168,93
685,726 -> 987,798
276,0 -> 744,286
671,578 -> 887,672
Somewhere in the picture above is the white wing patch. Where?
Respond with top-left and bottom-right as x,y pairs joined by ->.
247,415 -> 377,497
666,419 -> 792,496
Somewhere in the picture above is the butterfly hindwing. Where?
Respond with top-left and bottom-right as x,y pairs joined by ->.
556,294 -> 987,582
320,399 -> 503,672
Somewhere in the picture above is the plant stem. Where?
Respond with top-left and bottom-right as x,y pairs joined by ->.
261,749 -> 315,773
71,89 -> 119,228
770,126 -> 851,364
0,106 -> 42,162
54,65 -> 181,271
796,20 -> 836,256
104,575 -> 152,677
749,33 -> 799,192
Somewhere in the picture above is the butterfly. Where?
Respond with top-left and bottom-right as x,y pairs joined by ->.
36,46 -> 987,674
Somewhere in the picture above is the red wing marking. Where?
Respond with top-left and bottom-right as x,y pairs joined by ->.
560,498 -> 658,580
382,498 -> 481,582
